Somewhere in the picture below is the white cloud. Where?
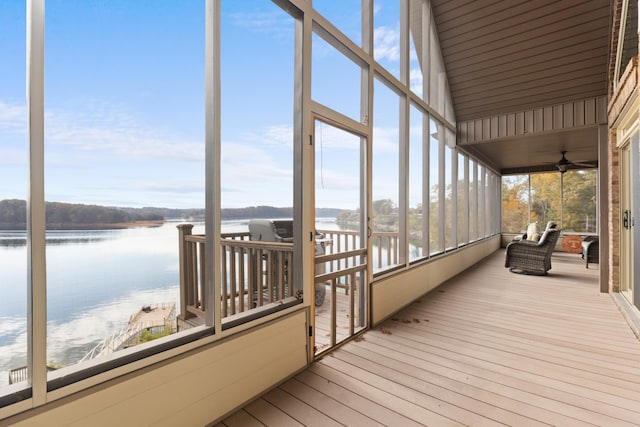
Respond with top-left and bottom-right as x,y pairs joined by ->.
410,68 -> 423,95
242,124 -> 293,147
0,98 -> 204,163
45,104 -> 204,163
315,167 -> 359,192
220,141 -> 293,207
228,10 -> 293,40
373,26 -> 400,63
372,125 -> 399,152
315,122 -> 362,150
0,101 -> 27,134
0,147 -> 27,166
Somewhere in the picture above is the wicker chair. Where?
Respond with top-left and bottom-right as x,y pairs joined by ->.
505,228 -> 560,275
581,236 -> 599,268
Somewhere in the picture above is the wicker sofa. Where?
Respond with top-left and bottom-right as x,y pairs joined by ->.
505,228 -> 560,275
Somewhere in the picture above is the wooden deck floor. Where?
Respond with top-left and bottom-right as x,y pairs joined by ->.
216,251 -> 640,426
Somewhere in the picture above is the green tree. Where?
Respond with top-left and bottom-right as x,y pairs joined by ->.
139,326 -> 172,343
501,175 -> 529,232
371,199 -> 398,232
562,169 -> 597,232
530,173 -> 561,226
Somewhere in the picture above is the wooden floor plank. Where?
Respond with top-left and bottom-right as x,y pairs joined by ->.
219,251 -> 640,426
399,307 -> 640,372
313,354 -> 542,426
295,368 -> 427,427
244,398 -> 304,427
279,377 -> 383,426
381,313 -> 640,395
221,410 -> 264,427
350,334 -> 640,426
415,293 -> 640,351
373,316 -> 640,414
334,343 -> 585,426
261,388 -> 342,427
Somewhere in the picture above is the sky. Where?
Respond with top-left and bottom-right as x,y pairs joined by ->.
0,0 -> 428,210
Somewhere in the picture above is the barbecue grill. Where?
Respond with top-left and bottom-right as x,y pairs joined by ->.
248,219 -> 329,306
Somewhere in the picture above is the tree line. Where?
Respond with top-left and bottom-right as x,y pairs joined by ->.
502,170 -> 597,233
0,199 -> 163,230
0,200 -> 345,230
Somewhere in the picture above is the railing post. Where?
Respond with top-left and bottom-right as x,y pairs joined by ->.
177,224 -> 195,321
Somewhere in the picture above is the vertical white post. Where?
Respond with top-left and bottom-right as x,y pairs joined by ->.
463,155 -> 469,243
438,122 -> 445,250
399,0 -> 409,266
27,0 -> 47,405
451,145 -> 458,247
205,0 -> 220,329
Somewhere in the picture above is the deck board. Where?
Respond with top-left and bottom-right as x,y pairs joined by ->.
278,377 -> 383,426
220,251 -> 640,426
221,410 -> 264,427
243,399 -> 303,427
261,388 -> 342,427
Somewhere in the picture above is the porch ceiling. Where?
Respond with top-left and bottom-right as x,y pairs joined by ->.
430,0 -> 611,173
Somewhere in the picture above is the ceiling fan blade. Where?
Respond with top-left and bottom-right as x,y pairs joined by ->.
572,161 -> 598,168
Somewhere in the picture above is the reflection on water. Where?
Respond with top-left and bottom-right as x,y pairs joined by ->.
0,222 -> 189,387
0,230 -> 112,248
0,231 -> 26,248
0,219 -> 347,387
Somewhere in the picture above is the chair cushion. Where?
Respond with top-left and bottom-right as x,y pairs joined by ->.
526,223 -> 541,241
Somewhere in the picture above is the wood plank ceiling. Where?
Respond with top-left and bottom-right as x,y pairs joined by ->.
429,0 -> 611,173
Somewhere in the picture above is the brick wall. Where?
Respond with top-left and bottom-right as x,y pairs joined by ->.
608,130 -> 620,292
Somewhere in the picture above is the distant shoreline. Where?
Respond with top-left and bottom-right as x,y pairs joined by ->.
74,220 -> 166,230
0,199 -> 345,231
0,220 -> 165,231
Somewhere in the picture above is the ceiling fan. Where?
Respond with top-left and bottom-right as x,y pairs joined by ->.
555,151 -> 596,173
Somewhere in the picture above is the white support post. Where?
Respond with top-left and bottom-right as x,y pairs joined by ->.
27,0 -> 47,406
205,0 -> 220,329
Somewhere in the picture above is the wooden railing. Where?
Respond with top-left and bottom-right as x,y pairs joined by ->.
220,238 -> 294,317
319,229 -> 399,271
177,225 -> 399,325
314,248 -> 367,351
178,225 -> 206,321
177,225 -> 295,322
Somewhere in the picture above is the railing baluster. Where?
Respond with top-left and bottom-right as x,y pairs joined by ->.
185,240 -> 193,308
229,246 -> 236,315
221,243 -> 228,317
248,248 -> 255,310
199,242 -> 206,312
287,251 -> 293,297
257,249 -> 264,307
351,234 -> 356,268
394,235 -> 398,264
238,248 -> 245,313
330,277 -> 337,347
190,241 -> 198,308
386,236 -> 391,266
177,224 -> 194,321
349,271 -> 355,336
277,251 -> 284,301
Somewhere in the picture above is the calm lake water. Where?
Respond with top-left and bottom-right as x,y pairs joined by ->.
0,218 -> 340,386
